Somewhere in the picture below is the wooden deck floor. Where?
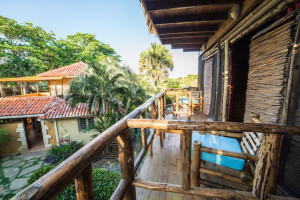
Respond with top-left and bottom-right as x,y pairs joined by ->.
136,111 -> 210,200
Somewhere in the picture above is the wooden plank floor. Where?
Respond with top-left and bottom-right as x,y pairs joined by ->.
136,111 -> 210,200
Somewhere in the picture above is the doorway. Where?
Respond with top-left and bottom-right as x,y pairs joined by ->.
229,36 -> 250,122
24,118 -> 44,150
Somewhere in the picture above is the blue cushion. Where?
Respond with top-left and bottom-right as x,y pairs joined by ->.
180,98 -> 199,104
192,133 -> 245,170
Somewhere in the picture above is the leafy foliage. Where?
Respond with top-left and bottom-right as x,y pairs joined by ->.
28,166 -> 120,200
27,165 -> 55,185
44,141 -> 83,165
0,16 -> 120,78
0,129 -> 10,145
139,43 -> 174,91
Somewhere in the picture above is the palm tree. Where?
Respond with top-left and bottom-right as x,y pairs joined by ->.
67,58 -> 128,131
139,43 -> 174,91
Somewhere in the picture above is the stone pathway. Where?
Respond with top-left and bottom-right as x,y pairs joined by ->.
0,151 -> 47,199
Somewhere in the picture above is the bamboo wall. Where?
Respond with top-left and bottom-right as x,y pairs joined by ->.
243,21 -> 294,124
203,58 -> 213,116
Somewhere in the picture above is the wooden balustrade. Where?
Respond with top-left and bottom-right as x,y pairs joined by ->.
12,88 -> 300,200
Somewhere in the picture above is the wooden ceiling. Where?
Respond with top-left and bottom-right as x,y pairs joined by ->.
140,0 -> 244,52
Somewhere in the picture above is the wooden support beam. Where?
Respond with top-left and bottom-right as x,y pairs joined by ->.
200,168 -> 252,186
158,98 -> 163,147
222,40 -> 230,122
172,44 -> 203,49
183,49 -> 201,52
182,130 -> 192,190
145,0 -> 243,12
117,128 -> 136,200
140,113 -> 147,149
214,41 -> 221,120
54,80 -> 58,97
75,164 -> 94,200
133,178 -> 257,199
157,25 -> 218,35
36,82 -> 39,93
153,13 -> 228,25
200,146 -> 258,161
191,141 -> 201,187
127,119 -> 300,135
162,37 -> 207,45
110,179 -> 130,200
0,83 -> 4,98
161,32 -> 214,39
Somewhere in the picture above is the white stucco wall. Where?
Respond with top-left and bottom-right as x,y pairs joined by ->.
56,119 -> 99,144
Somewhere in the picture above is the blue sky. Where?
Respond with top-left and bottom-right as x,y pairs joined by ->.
0,0 -> 199,78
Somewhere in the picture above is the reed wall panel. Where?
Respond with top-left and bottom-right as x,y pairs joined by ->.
243,21 -> 294,124
203,58 -> 213,116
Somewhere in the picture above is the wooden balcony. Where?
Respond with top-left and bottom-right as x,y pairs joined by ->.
12,88 -> 300,200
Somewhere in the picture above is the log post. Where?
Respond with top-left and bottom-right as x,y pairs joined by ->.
191,141 -> 202,187
222,40 -> 230,122
158,98 -> 163,147
75,164 -> 94,200
182,130 -> 192,191
36,82 -> 39,93
54,80 -> 58,97
0,82 -> 4,98
117,128 -> 136,200
188,92 -> 192,121
140,113 -> 147,149
149,103 -> 156,156
163,93 -> 166,119
176,95 -> 179,118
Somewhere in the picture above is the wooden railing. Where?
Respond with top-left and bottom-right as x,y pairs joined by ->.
12,88 -> 300,200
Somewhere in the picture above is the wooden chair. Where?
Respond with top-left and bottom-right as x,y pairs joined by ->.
191,113 -> 263,189
191,91 -> 202,114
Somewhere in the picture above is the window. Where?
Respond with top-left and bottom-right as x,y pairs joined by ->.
77,118 -> 94,132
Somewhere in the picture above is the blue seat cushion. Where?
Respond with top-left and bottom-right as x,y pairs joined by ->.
180,98 -> 199,104
192,133 -> 245,171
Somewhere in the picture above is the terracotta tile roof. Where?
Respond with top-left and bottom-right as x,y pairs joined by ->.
37,62 -> 88,77
41,102 -> 91,120
0,96 -> 64,117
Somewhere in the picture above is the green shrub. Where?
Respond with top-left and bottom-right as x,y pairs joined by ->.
0,129 -> 10,145
27,165 -> 55,185
28,166 -> 120,200
45,141 -> 83,164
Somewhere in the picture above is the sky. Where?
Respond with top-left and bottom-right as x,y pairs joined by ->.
0,0 -> 199,78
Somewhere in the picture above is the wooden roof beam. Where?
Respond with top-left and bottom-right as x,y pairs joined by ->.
153,13 -> 228,25
146,0 -> 243,12
183,49 -> 201,52
162,37 -> 207,44
157,25 -> 219,34
159,32 -> 215,39
172,44 -> 203,49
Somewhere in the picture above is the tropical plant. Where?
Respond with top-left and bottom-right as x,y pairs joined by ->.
44,141 -> 83,165
67,59 -> 128,132
139,43 -> 174,91
28,167 -> 120,200
0,129 -> 9,145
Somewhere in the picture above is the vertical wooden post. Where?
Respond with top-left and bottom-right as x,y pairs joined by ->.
117,128 -> 136,200
36,82 -> 39,93
62,79 -> 64,98
182,130 -> 192,191
188,92 -> 192,121
198,54 -> 202,92
215,41 -> 221,120
140,113 -> 147,149
158,98 -> 164,147
49,81 -> 52,96
149,103 -> 156,156
191,141 -> 202,187
222,40 -> 230,122
20,83 -> 23,95
0,82 -> 3,98
54,80 -> 58,97
75,164 -> 94,200
163,93 -> 166,119
176,95 -> 179,117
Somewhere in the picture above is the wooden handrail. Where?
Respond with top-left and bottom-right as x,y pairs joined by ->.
12,90 -> 165,200
200,146 -> 258,161
127,119 -> 300,135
